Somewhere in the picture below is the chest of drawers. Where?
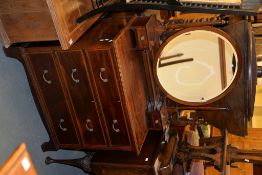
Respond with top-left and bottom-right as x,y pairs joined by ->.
4,15 -> 154,155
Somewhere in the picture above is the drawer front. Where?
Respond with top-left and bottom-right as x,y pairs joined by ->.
25,52 -> 79,146
56,51 -> 107,148
134,27 -> 149,49
86,50 -> 131,148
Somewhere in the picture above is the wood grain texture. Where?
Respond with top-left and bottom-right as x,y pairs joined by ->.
0,143 -> 38,175
181,21 -> 251,136
91,130 -> 163,175
86,49 -> 132,150
3,14 -> 150,154
0,0 -> 57,47
114,19 -> 149,154
206,127 -> 261,175
45,0 -> 101,49
0,12 -> 57,45
0,0 -> 102,49
55,50 -> 108,149
24,52 -> 81,147
130,16 -> 161,130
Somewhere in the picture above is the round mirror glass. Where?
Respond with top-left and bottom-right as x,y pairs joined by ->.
156,28 -> 240,104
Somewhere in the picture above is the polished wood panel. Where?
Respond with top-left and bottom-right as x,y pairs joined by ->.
0,143 -> 38,175
91,130 -> 163,175
130,16 -> 161,131
0,0 -> 101,50
55,50 -> 108,148
254,165 -> 262,175
86,50 -> 131,149
24,52 -> 80,146
193,20 -> 252,136
44,130 -> 169,174
3,14 -> 152,154
114,24 -> 149,153
0,0 -> 57,47
45,0 -> 101,49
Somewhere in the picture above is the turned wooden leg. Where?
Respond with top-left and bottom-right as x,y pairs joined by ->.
45,152 -> 95,173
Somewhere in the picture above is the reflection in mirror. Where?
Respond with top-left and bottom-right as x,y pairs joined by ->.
156,29 -> 239,103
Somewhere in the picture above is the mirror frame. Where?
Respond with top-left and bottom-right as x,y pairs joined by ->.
154,26 -> 243,106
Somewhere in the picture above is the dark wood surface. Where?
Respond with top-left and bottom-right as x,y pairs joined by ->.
92,130 -> 162,164
3,14 -> 152,154
24,52 -> 81,147
156,20 -> 254,136
44,130 -> 172,175
254,165 -> 262,175
195,21 -> 251,136
130,16 -> 161,129
90,130 -> 164,175
114,18 -> 149,153
55,50 -> 108,148
3,13 -> 257,174
86,49 -> 132,149
2,14 -> 260,175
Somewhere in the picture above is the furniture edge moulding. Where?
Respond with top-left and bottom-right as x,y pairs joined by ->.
113,16 -> 150,155
112,16 -> 138,153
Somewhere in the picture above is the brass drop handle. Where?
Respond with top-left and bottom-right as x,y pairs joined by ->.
42,70 -> 52,84
112,119 -> 120,133
71,68 -> 80,83
59,118 -> 67,132
159,164 -> 171,172
99,68 -> 108,83
85,119 -> 94,132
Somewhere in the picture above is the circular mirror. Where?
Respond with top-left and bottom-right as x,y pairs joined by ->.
155,27 -> 241,105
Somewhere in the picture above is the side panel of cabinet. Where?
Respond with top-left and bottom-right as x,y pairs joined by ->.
55,50 -> 108,148
114,24 -> 149,154
24,52 -> 80,147
86,49 -> 132,150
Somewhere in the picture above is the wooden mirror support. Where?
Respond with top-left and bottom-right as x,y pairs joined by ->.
154,27 -> 242,105
155,20 -> 257,137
